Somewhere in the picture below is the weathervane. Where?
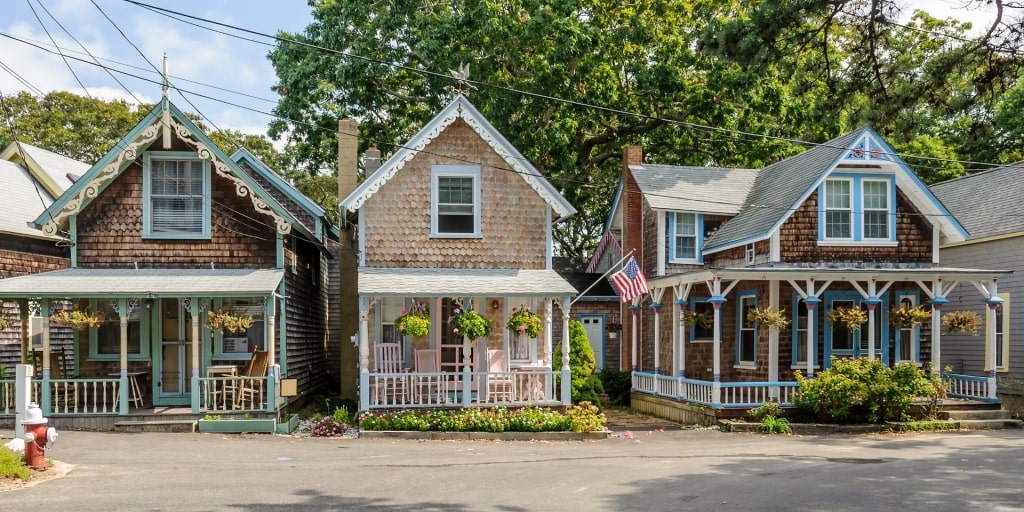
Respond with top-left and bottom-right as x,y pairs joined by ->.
448,63 -> 476,95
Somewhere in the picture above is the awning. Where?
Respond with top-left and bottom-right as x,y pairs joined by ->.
0,268 -> 284,299
358,267 -> 578,297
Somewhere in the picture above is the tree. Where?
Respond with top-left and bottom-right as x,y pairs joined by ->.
268,0 -> 806,267
554,319 -> 603,406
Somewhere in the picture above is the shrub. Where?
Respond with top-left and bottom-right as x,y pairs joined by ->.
553,320 -> 603,407
359,405 -> 606,432
794,357 -> 935,423
747,402 -> 783,422
0,446 -> 30,481
759,416 -> 792,434
598,368 -> 632,406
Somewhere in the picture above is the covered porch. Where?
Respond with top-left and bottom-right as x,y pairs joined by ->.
628,266 -> 1012,417
0,268 -> 286,420
355,267 -> 578,411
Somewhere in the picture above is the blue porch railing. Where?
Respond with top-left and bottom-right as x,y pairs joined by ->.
943,373 -> 996,402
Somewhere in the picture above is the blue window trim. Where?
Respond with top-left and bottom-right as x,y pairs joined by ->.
430,164 -> 482,238
893,290 -> 922,365
736,290 -> 757,366
688,296 -> 719,342
669,212 -> 703,264
818,173 -> 896,243
791,292 -> 813,367
142,151 -> 212,240
822,291 -> 890,367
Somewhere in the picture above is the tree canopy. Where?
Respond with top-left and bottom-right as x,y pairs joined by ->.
268,0 -> 1023,268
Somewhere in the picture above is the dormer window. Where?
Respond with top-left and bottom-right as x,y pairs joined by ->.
431,165 -> 481,237
819,175 -> 895,244
143,153 -> 211,239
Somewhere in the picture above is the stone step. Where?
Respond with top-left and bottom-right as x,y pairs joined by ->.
941,409 -> 1014,421
957,418 -> 1023,430
114,420 -> 197,433
939,401 -> 1002,412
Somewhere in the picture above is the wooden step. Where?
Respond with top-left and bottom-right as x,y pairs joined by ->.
114,420 -> 197,433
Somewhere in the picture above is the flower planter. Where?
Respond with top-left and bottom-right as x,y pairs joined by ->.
197,417 -> 276,434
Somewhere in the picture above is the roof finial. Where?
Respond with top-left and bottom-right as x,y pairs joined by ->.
161,53 -> 169,100
448,63 -> 475,96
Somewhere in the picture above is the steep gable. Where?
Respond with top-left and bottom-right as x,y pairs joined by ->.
931,160 -> 1024,242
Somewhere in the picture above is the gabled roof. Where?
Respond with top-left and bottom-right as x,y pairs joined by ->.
931,160 -> 1024,243
0,142 -> 85,198
340,95 -> 576,221
702,127 -> 966,253
32,99 -> 315,243
230,147 -> 339,241
629,164 -> 758,216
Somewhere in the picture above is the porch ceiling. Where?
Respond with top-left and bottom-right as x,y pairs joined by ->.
358,267 -> 578,297
0,268 -> 284,298
647,265 -> 1014,290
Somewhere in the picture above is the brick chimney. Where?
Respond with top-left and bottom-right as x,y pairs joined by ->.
336,118 -> 359,400
621,146 -> 643,371
363,147 -> 381,175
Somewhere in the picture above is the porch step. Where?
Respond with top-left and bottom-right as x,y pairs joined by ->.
939,401 -> 1003,412
956,418 -> 1023,430
114,420 -> 197,433
940,409 -> 1014,421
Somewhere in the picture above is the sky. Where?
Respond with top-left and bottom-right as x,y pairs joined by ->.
0,0 -> 1001,140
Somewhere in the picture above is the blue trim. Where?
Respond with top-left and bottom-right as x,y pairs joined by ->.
929,296 -> 949,306
819,174 -> 896,243
736,290 -> 758,365
822,291 -> 890,366
984,296 -> 1006,306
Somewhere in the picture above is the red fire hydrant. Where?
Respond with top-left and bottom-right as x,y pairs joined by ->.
22,402 -> 57,470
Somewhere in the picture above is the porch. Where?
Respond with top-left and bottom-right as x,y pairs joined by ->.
366,366 -> 566,408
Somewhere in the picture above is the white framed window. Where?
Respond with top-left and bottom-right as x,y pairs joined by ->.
824,178 -> 852,239
862,180 -> 890,239
895,293 -> 919,364
737,292 -> 757,366
670,212 -> 702,263
144,154 -> 210,238
431,165 -> 481,237
745,243 -> 755,265
986,293 -> 1010,372
218,298 -> 266,356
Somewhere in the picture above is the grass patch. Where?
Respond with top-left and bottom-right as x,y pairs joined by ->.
0,446 -> 30,481
888,420 -> 961,433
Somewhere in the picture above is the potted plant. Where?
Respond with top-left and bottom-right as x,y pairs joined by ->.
942,310 -> 980,335
206,309 -> 254,333
606,322 -> 622,340
506,305 -> 542,338
394,303 -> 430,337
827,306 -> 867,331
681,310 -> 713,329
49,307 -> 104,331
889,305 -> 932,329
746,306 -> 790,330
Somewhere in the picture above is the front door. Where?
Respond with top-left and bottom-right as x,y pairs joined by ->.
579,314 -> 605,369
157,298 -> 198,404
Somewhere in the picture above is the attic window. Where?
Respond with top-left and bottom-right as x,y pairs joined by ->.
143,154 -> 211,239
431,165 -> 481,238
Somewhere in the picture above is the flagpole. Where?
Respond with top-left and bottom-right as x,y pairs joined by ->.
569,249 -> 635,305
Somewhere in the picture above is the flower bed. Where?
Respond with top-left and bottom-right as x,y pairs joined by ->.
360,403 -> 606,433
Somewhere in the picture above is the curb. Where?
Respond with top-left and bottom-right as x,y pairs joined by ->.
358,430 -> 612,441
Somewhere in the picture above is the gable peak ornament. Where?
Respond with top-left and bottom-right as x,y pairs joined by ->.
448,63 -> 476,95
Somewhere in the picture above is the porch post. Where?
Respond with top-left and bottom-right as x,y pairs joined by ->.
651,302 -> 662,374
358,296 -> 370,411
709,276 -> 726,408
985,280 -> 1002,400
189,298 -> 201,414
629,302 -> 640,371
561,295 -> 571,405
675,298 -> 687,378
768,280 -> 779,400
118,298 -> 130,415
266,296 -> 277,367
40,300 -> 52,415
930,279 -> 947,375
18,300 -> 29,364
866,279 -> 880,361
544,299 -> 554,367
805,278 -> 819,379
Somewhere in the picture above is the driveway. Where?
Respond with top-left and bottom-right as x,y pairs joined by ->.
3,428 -> 1023,511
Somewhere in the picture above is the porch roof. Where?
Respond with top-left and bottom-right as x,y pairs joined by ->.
647,265 -> 1013,290
358,267 -> 578,297
0,268 -> 284,298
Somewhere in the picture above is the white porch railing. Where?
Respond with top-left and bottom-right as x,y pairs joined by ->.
198,376 -> 270,412
632,371 -> 799,408
0,379 -> 40,415
943,373 -> 995,402
365,369 -> 563,410
1,378 -> 121,416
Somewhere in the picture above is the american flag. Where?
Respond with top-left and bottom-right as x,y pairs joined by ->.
609,256 -> 648,303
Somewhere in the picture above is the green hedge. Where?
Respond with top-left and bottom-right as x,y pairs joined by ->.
360,403 -> 606,432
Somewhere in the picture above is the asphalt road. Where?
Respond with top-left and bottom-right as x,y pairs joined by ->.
3,428 -> 1024,511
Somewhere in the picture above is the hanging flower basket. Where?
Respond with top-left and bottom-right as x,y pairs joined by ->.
746,306 -> 790,330
506,305 -> 542,338
681,310 -> 713,329
49,308 -> 104,331
448,307 -> 492,340
942,310 -> 980,335
206,309 -> 254,333
889,306 -> 932,329
827,306 -> 867,331
394,303 -> 430,338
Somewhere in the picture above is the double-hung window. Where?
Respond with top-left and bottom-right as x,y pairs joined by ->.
895,293 -> 919,364
144,154 -> 210,238
792,297 -> 809,367
432,165 -> 481,237
670,212 -> 702,263
737,292 -> 757,366
824,179 -> 852,239
986,293 -> 1010,372
862,180 -> 889,239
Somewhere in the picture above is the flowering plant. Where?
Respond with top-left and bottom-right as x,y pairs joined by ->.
681,310 -> 713,329
827,306 -> 867,331
49,307 -> 104,331
0,315 -> 8,330
746,306 -> 790,330
448,306 -> 492,339
889,306 -> 932,329
206,309 -> 254,333
506,305 -> 542,338
394,302 -> 430,337
942,310 -> 980,335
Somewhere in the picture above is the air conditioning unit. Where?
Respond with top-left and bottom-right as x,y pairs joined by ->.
30,316 -> 44,349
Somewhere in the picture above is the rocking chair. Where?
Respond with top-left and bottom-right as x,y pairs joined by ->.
229,346 -> 269,410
